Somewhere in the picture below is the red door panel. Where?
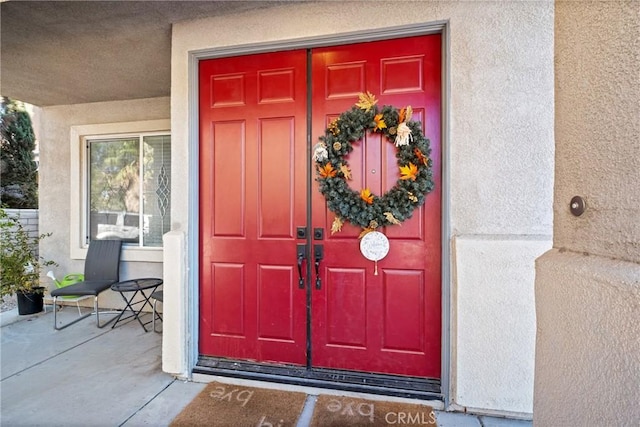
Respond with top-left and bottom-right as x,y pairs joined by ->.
199,34 -> 442,379
311,35 -> 442,378
199,50 -> 308,365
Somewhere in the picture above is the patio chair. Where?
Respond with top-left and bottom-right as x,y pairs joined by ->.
51,239 -> 123,330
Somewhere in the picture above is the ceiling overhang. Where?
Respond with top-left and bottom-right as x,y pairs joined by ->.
0,1 -> 289,106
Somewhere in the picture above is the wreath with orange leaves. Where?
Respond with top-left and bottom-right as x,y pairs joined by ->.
313,92 -> 434,235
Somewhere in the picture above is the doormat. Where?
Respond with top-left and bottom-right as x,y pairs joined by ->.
170,382 -> 307,427
310,395 -> 437,427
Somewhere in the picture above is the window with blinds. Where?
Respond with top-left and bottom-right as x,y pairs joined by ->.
87,133 -> 171,247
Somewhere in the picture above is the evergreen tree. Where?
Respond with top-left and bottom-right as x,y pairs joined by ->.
0,97 -> 38,208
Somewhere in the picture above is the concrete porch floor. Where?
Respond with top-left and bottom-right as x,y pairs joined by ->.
1,308 -> 532,427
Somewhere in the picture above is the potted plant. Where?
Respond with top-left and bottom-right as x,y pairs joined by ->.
0,207 -> 56,315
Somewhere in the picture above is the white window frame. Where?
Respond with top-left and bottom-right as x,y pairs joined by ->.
70,120 -> 170,262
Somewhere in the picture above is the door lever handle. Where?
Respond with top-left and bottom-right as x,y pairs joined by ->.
297,244 -> 306,289
314,244 -> 324,290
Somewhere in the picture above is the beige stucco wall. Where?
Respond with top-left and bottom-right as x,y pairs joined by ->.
534,2 -> 640,426
552,2 -> 640,264
37,97 -> 170,309
168,1 -> 554,416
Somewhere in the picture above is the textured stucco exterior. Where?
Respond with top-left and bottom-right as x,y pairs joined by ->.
168,1 -> 554,416
534,2 -> 640,426
552,1 -> 640,264
36,97 -> 170,309
535,251 -> 640,425
454,236 -> 551,415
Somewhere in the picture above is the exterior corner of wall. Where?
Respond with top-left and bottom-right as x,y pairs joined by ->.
453,235 -> 552,415
162,229 -> 188,376
533,250 -> 640,426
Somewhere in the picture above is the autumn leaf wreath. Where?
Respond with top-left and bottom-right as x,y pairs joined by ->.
313,92 -> 435,236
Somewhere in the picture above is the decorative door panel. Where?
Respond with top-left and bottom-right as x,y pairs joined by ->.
199,34 -> 442,379
199,50 -> 308,365
310,35 -> 441,378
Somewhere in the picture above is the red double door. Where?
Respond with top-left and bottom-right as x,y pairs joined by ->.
199,35 -> 441,379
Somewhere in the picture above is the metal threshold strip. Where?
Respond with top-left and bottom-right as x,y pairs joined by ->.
195,356 -> 442,401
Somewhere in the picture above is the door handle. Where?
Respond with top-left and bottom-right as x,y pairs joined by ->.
297,244 -> 307,289
314,244 -> 324,290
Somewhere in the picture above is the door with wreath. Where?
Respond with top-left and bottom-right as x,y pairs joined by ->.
199,35 -> 441,379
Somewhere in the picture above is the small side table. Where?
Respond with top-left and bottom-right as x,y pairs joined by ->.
110,278 -> 163,332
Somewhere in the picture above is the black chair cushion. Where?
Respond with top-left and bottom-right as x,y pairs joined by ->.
51,280 -> 116,297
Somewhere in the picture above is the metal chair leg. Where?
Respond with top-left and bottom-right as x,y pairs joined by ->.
53,296 -> 91,331
53,296 -> 119,330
